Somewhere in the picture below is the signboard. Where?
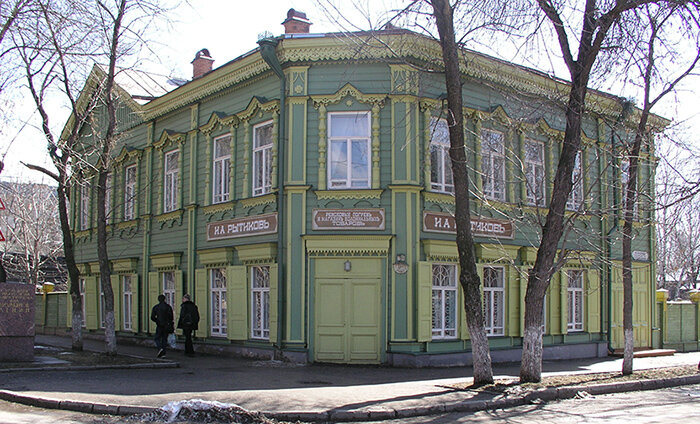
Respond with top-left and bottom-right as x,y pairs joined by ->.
632,250 -> 650,261
423,211 -> 514,239
312,208 -> 385,230
207,213 -> 277,241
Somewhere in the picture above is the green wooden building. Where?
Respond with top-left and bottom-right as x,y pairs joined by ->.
69,10 -> 660,365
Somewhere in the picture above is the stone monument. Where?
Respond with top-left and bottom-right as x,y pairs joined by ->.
0,282 -> 35,361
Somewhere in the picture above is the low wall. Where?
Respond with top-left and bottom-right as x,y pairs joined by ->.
656,290 -> 700,352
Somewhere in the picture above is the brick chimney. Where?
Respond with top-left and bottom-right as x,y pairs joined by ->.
282,8 -> 311,34
191,48 -> 214,80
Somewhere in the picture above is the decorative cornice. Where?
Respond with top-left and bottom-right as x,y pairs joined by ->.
311,83 -> 386,108
153,129 -> 186,150
304,235 -> 392,256
423,191 -> 455,206
116,219 -> 139,230
239,193 -> 276,208
155,209 -> 184,227
236,97 -> 279,122
113,146 -> 143,165
200,111 -> 239,135
314,189 -> 383,200
202,201 -> 236,215
236,242 -> 277,264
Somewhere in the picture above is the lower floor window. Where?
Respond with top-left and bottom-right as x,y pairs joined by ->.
432,264 -> 457,339
122,275 -> 133,331
79,278 -> 86,327
162,271 -> 175,308
99,284 -> 106,329
251,266 -> 270,339
567,270 -> 584,332
210,268 -> 227,336
483,266 -> 505,336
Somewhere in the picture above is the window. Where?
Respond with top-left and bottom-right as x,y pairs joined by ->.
481,129 -> 505,201
162,271 -> 175,308
124,165 -> 136,220
210,268 -> 227,336
567,270 -> 584,332
251,266 -> 270,339
79,278 -> 86,327
104,172 -> 112,222
80,184 -> 90,230
432,264 -> 457,339
483,266 -> 505,336
567,151 -> 583,211
123,275 -> 132,331
525,140 -> 545,206
163,150 -> 179,213
328,112 -> 371,189
253,123 -> 273,196
620,160 -> 638,218
430,118 -> 454,193
213,134 -> 232,202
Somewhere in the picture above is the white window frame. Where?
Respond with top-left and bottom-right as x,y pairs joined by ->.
99,284 -> 105,329
124,165 -> 136,221
104,172 -> 112,223
80,184 -> 90,230
620,160 -> 638,219
567,270 -> 584,332
253,122 -> 273,196
213,134 -> 232,203
210,268 -> 227,337
162,271 -> 175,308
251,266 -> 271,340
122,275 -> 133,331
163,149 -> 179,213
429,118 -> 454,193
328,111 -> 371,189
79,278 -> 86,328
483,266 -> 505,336
481,129 -> 506,201
525,139 -> 546,206
567,151 -> 583,211
431,263 -> 458,339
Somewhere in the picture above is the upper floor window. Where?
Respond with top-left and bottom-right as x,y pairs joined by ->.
253,122 -> 273,196
124,165 -> 136,220
251,266 -> 270,340
213,134 -> 232,203
163,150 -> 179,213
328,112 -> 371,189
567,151 -> 583,211
620,160 -> 638,218
481,129 -> 505,201
104,172 -> 112,223
80,184 -> 90,230
429,118 -> 454,193
525,139 -> 545,206
432,264 -> 457,339
567,270 -> 584,332
483,266 -> 505,336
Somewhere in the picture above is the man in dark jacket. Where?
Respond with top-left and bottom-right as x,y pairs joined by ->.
177,294 -> 200,356
151,294 -> 174,358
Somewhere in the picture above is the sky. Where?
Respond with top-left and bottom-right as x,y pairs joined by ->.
1,0 -> 698,184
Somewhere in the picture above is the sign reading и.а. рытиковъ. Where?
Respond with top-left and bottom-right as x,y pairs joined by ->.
207,213 -> 278,241
423,211 -> 514,239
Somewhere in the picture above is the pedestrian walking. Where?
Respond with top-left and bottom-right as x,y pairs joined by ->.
177,294 -> 200,357
151,294 -> 174,358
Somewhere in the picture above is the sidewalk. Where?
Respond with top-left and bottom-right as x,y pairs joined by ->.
1,334 -> 699,422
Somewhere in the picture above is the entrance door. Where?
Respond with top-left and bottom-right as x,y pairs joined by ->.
314,258 -> 382,363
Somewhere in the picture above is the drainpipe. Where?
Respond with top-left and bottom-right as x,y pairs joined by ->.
258,37 -> 286,357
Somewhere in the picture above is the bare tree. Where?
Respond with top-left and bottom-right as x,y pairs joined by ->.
0,181 -> 62,286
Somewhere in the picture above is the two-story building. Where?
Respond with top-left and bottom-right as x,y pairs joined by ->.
69,9 -> 660,366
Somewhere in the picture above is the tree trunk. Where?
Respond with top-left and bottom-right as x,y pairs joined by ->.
430,0 -> 493,385
96,169 -> 117,354
56,181 -> 83,351
520,70 -> 588,383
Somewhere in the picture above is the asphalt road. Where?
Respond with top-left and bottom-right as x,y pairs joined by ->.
1,384 -> 699,423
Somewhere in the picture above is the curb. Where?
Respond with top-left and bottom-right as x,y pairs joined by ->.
0,360 -> 180,373
1,374 -> 699,420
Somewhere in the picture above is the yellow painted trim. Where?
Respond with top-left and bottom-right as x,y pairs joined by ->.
238,193 -> 276,208
422,239 -> 458,261
475,244 -> 520,262
150,252 -> 182,270
155,209 -> 183,223
202,201 -> 236,215
304,235 -> 391,256
111,258 -> 139,273
314,189 -> 383,200
197,247 -> 235,266
235,242 -> 277,264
